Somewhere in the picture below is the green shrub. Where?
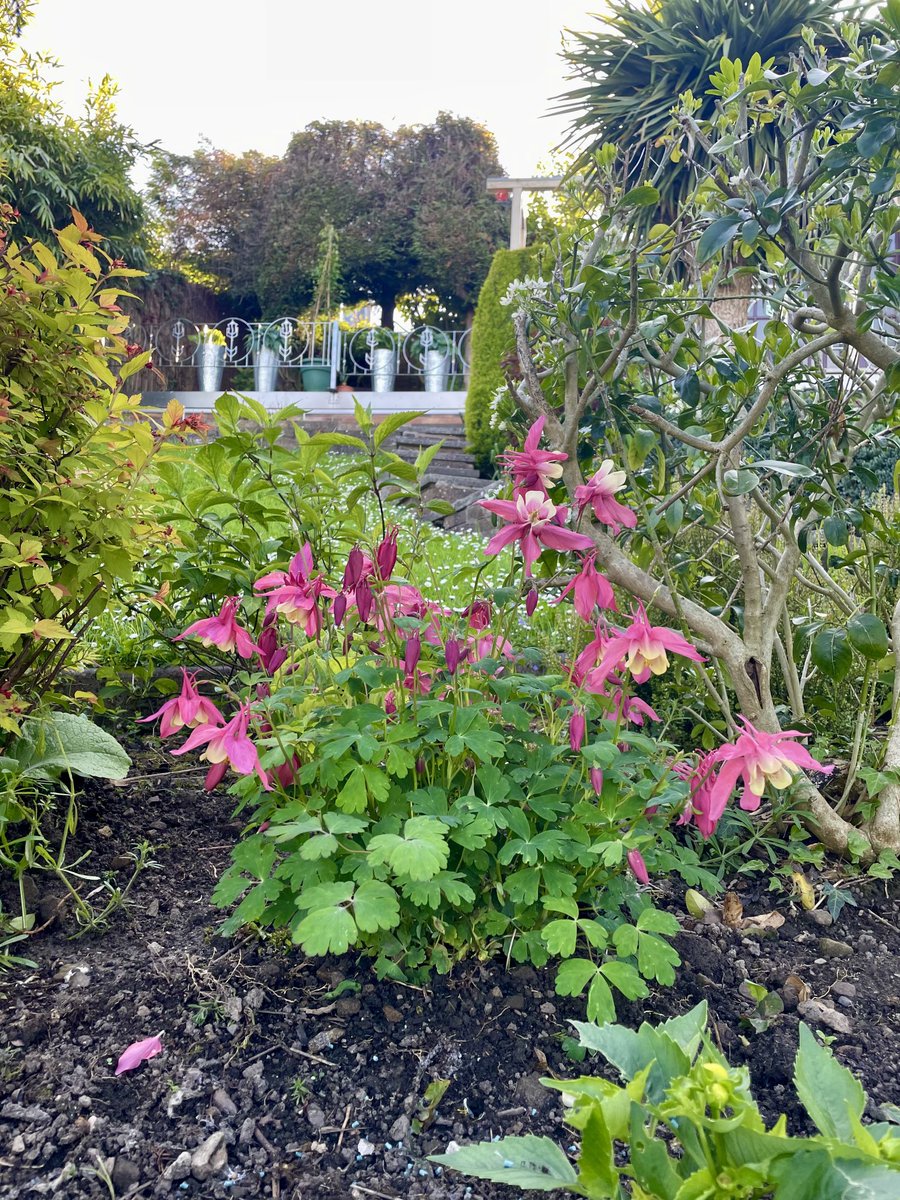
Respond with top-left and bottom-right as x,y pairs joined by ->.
465,246 -> 544,473
434,1003 -> 900,1196
0,206 -> 176,726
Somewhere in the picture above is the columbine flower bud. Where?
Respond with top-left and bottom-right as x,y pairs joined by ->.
356,580 -> 374,622
569,709 -> 586,752
445,637 -> 463,675
590,767 -> 603,795
404,633 -> 421,675
343,546 -> 364,589
375,527 -> 398,581
333,593 -> 347,626
525,587 -> 538,616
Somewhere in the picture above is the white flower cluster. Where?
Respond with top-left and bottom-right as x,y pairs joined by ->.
500,275 -> 550,311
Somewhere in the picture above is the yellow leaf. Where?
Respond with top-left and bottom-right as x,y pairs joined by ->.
32,619 -> 75,640
163,399 -> 185,429
74,690 -> 99,705
791,871 -> 816,911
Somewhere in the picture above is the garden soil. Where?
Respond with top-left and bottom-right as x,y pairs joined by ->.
2,746 -> 899,1200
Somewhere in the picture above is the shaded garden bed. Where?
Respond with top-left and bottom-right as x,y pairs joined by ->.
2,749 -> 899,1200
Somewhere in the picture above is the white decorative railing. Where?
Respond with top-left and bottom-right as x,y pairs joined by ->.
129,317 -> 471,392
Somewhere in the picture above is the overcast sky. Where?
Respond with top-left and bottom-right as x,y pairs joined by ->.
23,0 -> 605,177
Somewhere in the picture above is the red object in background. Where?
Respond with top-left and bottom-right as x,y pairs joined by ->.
494,189 -> 510,202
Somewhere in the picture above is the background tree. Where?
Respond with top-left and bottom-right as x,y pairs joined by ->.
147,145 -> 277,314
0,0 -> 147,265
555,0 -> 843,221
150,114 -> 507,326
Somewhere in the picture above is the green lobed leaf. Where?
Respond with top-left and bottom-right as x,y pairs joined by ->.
428,1135 -> 578,1190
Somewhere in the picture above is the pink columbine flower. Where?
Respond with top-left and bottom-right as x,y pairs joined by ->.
257,617 -> 288,675
707,718 -> 832,818
590,603 -> 704,688
464,599 -> 492,630
375,527 -> 399,581
469,632 -> 515,662
569,709 -> 586,752
137,670 -> 223,738
499,415 -> 567,496
254,543 -> 336,638
480,490 -> 594,576
678,751 -> 725,838
575,461 -> 637,535
115,1034 -> 163,1076
172,703 -> 271,791
176,596 -> 259,658
626,849 -> 650,885
555,555 -> 616,622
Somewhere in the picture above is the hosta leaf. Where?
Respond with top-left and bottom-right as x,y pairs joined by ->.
19,713 -> 130,780
429,1135 -> 578,1190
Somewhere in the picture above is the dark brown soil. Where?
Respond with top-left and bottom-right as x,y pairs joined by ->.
1,743 -> 899,1199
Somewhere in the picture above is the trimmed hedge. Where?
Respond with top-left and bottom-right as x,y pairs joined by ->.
465,246 -> 543,473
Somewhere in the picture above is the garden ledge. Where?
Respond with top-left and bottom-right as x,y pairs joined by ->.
140,390 -> 467,415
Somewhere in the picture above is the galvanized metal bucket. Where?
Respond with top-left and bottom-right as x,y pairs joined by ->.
371,347 -> 396,393
423,349 -> 450,393
196,343 -> 226,392
253,346 -> 280,392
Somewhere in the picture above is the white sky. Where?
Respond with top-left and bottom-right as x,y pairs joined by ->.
23,0 -> 606,178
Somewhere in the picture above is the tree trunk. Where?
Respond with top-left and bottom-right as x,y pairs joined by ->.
379,298 -> 395,330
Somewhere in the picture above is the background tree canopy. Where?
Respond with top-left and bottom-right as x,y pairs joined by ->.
149,113 -> 508,326
0,1 -> 147,265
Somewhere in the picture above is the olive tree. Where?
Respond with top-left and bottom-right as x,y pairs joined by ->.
499,14 -> 900,856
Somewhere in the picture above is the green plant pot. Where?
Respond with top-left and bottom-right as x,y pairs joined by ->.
301,361 -> 332,391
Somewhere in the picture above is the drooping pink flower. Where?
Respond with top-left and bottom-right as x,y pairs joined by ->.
705,719 -> 832,819
445,637 -> 467,675
678,751 -> 724,838
480,490 -> 594,576
115,1034 -> 163,1076
176,597 -> 259,658
137,670 -> 223,738
589,604 -> 704,688
613,690 -> 660,727
572,621 -> 610,685
569,709 -> 586,752
404,633 -> 421,675
171,703 -> 271,791
464,599 -> 492,630
554,555 -> 616,622
254,544 -> 336,638
375,527 -> 399,581
257,617 -> 288,675
626,849 -> 650,885
575,461 -> 637,535
469,632 -> 515,662
498,415 -> 567,496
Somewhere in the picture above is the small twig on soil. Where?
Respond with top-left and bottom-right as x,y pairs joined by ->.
865,909 -> 898,932
278,1041 -> 336,1068
336,1102 -> 353,1151
254,1126 -> 279,1157
350,1187 -> 400,1200
112,766 -> 210,784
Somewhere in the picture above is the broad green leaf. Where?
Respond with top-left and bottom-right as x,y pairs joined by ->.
292,904 -> 357,955
811,629 -> 852,680
794,1022 -> 865,1141
19,713 -> 130,780
847,613 -> 889,661
755,459 -> 816,478
428,1135 -> 578,1191
621,184 -> 660,208
353,880 -> 401,932
723,468 -> 760,496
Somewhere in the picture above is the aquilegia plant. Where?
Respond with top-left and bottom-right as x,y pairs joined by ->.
145,414 -> 830,1015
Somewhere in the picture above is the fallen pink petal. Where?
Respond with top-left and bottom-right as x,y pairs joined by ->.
114,1035 -> 163,1076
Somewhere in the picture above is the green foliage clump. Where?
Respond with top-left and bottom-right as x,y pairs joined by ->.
0,206 -> 176,722
465,246 -> 543,473
0,2 -> 147,264
434,1003 -> 900,1197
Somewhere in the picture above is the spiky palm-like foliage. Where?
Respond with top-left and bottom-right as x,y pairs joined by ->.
556,0 -> 845,218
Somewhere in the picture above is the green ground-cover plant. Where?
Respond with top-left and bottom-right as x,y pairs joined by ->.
432,1002 -> 900,1197
487,13 -> 900,858
0,204 -> 188,724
